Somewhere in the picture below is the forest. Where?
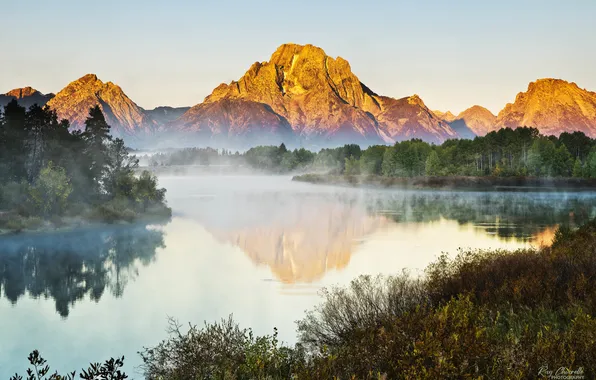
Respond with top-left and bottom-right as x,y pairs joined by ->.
146,127 -> 596,178
0,100 -> 171,233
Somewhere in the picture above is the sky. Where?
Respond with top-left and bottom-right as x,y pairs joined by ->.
1,0 -> 595,115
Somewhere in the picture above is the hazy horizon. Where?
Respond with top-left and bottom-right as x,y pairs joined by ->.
1,0 -> 595,115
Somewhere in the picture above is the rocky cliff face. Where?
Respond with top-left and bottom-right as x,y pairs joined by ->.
374,95 -> 458,143
433,110 -> 457,122
0,87 -> 54,109
145,106 -> 190,125
495,78 -> 596,137
46,74 -> 154,137
451,105 -> 497,136
173,98 -> 294,146
173,43 -> 458,145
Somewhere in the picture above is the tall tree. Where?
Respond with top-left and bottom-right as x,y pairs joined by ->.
1,100 -> 27,181
83,105 -> 112,199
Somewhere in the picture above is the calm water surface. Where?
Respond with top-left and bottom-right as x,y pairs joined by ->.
1,175 -> 595,377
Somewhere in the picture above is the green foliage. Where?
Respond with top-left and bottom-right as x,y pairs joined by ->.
382,139 -> 431,177
572,157 -> 583,177
27,162 -> 72,217
0,103 -> 171,231
359,145 -> 387,175
150,129 -> 594,179
139,316 -> 305,380
11,350 -> 127,380
585,148 -> 596,178
0,181 -> 30,212
424,150 -> 440,176
344,156 -> 360,175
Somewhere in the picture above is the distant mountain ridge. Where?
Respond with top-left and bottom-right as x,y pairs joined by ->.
45,74 -> 155,137
495,78 -> 596,137
4,48 -> 596,146
448,106 -> 497,137
173,43 -> 457,146
0,87 -> 54,109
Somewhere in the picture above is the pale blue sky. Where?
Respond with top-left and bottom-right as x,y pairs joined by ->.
1,0 -> 594,114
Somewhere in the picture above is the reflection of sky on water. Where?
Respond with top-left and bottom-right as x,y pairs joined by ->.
1,175 -> 595,377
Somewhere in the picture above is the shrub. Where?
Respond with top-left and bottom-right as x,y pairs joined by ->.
11,350 -> 127,380
27,162 -> 73,218
139,316 -> 305,380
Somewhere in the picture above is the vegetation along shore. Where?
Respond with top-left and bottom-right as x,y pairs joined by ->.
12,217 -> 596,379
0,101 -> 171,234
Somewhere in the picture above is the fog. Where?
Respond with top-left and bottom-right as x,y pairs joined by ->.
1,173 -> 595,377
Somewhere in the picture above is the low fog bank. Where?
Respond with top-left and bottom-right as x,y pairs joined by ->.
157,174 -> 596,242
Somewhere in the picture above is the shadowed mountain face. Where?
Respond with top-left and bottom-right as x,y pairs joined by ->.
145,106 -> 190,125
0,87 -> 54,109
172,98 -> 295,147
374,95 -> 457,143
495,78 -> 596,137
172,43 -> 458,146
447,105 -> 497,137
46,74 -> 156,137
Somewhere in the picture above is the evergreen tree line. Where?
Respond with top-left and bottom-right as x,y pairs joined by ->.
0,100 -> 170,232
146,127 -> 596,178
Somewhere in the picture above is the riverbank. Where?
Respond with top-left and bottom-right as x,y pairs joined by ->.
293,173 -> 596,191
0,204 -> 171,235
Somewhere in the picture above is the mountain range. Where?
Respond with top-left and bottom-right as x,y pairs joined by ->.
2,43 -> 596,147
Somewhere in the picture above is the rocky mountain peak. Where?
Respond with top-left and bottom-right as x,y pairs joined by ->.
495,78 -> 596,137
1,86 -> 54,109
433,110 -> 457,122
176,43 -> 461,145
46,74 -> 152,136
451,105 -> 497,136
5,86 -> 41,98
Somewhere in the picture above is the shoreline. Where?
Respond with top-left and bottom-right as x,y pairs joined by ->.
292,174 -> 596,191
0,211 -> 171,237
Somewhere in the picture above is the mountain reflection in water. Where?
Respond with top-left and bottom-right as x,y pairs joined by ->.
177,179 -> 595,284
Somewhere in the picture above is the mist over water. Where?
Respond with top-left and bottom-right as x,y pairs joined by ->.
1,174 -> 595,377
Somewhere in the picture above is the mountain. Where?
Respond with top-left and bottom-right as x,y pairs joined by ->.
0,87 -> 54,108
374,95 -> 457,142
172,98 -> 294,146
145,106 -> 190,125
495,78 -> 596,137
46,74 -> 154,137
172,43 -> 459,145
433,110 -> 457,122
450,105 -> 497,137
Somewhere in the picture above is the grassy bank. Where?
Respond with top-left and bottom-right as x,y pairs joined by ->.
293,173 -> 596,191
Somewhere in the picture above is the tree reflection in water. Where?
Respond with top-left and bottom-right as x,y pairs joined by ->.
365,191 -> 596,240
0,224 -> 165,317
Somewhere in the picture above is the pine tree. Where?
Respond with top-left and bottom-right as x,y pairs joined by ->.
83,105 -> 112,199
425,150 -> 441,176
572,158 -> 583,178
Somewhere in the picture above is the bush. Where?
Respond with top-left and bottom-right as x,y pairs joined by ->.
0,214 -> 44,232
27,162 -> 73,218
11,350 -> 127,380
139,316 -> 305,380
0,181 -> 30,212
91,198 -> 137,224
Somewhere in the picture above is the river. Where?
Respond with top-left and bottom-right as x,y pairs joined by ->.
1,175 -> 595,378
